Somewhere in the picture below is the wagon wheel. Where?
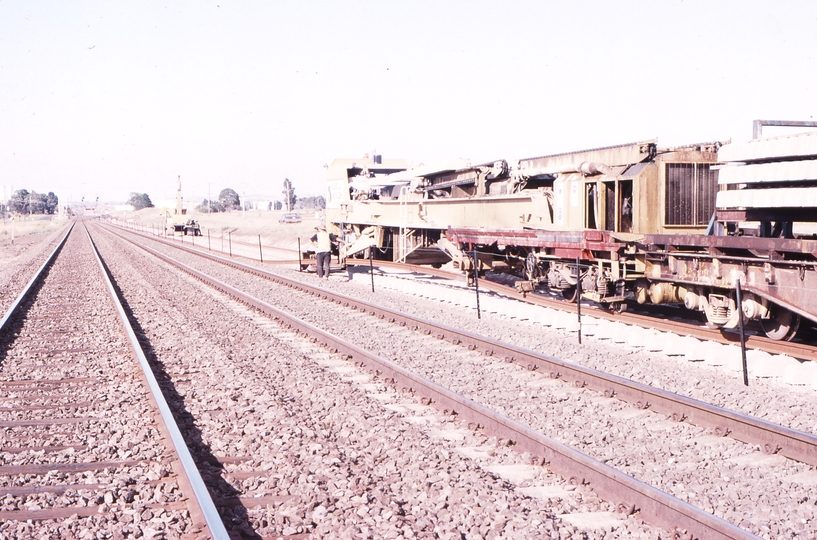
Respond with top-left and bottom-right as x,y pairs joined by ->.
562,285 -> 578,303
610,301 -> 627,314
760,306 -> 801,341
524,252 -> 542,281
702,316 -> 719,330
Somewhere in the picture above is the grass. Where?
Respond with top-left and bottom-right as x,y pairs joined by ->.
0,207 -> 325,260
108,207 -> 324,251
0,214 -> 67,247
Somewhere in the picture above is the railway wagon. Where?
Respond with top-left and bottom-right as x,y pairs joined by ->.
644,124 -> 817,340
326,125 -> 817,340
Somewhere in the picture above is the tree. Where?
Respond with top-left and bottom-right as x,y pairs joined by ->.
45,192 -> 59,214
29,192 -> 48,214
127,192 -> 154,210
297,195 -> 326,210
10,189 -> 30,213
196,198 -> 225,213
219,188 -> 241,210
282,178 -> 296,212
273,201 -> 283,211
7,189 -> 60,214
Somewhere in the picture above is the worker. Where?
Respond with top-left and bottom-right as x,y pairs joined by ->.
310,225 -> 339,279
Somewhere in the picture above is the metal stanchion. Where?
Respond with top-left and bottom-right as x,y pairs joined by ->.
369,249 -> 375,292
228,232 -> 232,257
736,280 -> 749,386
298,238 -> 302,271
576,257 -> 582,345
208,230 -> 211,251
473,248 -> 481,319
258,235 -> 263,263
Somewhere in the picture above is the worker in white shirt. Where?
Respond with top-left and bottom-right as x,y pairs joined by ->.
310,225 -> 339,279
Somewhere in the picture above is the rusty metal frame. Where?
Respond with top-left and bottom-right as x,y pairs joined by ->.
644,233 -> 817,326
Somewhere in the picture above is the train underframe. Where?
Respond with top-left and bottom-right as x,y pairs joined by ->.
640,234 -> 817,341
341,223 -> 815,341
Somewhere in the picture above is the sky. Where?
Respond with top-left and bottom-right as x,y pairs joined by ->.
1,0 -> 816,207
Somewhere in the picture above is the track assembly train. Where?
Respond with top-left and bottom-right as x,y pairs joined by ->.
325,120 -> 817,341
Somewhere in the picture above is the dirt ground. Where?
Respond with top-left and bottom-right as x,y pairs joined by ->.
106,207 -> 323,251
0,215 -> 68,260
0,207 -> 322,262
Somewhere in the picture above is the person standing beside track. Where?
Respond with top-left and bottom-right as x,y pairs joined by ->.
310,225 -> 338,279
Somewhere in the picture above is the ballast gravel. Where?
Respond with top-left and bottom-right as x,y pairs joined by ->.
1,227 -> 196,538
0,225 -> 68,317
119,228 -> 817,539
89,225 -> 667,538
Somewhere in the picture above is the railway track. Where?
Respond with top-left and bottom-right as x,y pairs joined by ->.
105,223 -> 817,462
0,222 -> 227,538
90,222 -> 664,538
96,221 -> 817,538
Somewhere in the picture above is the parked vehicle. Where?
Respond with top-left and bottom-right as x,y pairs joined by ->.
279,213 -> 302,223
169,218 -> 202,236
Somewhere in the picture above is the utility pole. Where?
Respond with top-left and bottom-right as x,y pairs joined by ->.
175,175 -> 183,216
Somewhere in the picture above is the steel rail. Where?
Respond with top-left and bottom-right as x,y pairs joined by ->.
103,223 -> 817,468
83,223 -> 230,540
0,221 -> 74,335
97,223 -> 757,540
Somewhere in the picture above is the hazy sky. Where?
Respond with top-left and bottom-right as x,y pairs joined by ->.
1,1 -> 815,206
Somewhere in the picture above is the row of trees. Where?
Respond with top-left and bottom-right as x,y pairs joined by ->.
6,189 -> 59,215
194,182 -> 325,213
298,195 -> 325,210
127,179 -> 324,214
280,179 -> 328,211
2,180 -> 321,216
196,188 -> 241,213
283,179 -> 328,211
